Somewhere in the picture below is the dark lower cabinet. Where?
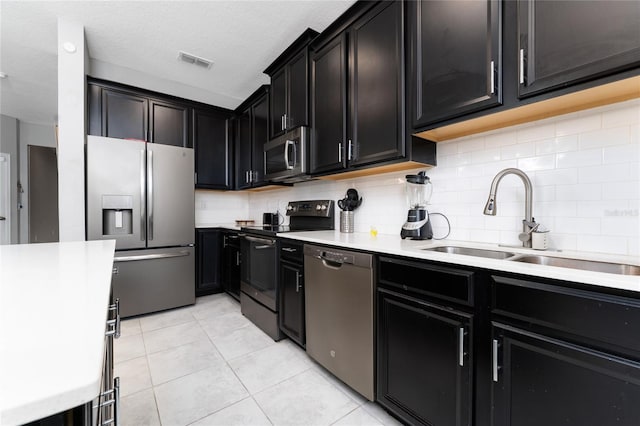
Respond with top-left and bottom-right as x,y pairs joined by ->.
518,0 -> 640,98
222,232 -> 241,300
377,288 -> 473,426
195,229 -> 223,297
278,240 -> 305,347
492,324 -> 640,426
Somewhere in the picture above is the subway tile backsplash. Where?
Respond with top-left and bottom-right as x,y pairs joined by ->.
196,99 -> 640,257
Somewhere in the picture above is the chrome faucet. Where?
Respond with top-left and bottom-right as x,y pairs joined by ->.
483,168 -> 537,248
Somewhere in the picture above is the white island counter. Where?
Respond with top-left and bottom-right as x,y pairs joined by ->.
0,240 -> 116,426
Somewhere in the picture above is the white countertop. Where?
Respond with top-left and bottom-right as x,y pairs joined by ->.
0,240 -> 116,426
278,231 -> 640,293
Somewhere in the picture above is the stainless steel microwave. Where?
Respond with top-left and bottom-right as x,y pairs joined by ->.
264,126 -> 311,183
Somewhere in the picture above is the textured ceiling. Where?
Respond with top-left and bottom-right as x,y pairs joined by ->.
0,0 -> 356,125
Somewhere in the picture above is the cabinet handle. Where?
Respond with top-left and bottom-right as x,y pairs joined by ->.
283,113 -> 288,130
459,327 -> 465,367
281,115 -> 285,131
94,377 -> 120,426
106,298 -> 121,338
338,142 -> 342,163
223,235 -> 227,248
519,49 -> 525,84
282,247 -> 297,252
194,172 -> 198,184
492,338 -> 500,382
295,272 -> 302,292
490,60 -> 495,94
245,170 -> 249,184
252,170 -> 258,182
348,139 -> 353,161
236,252 -> 240,266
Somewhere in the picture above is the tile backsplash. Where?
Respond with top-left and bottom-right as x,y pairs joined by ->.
196,99 -> 640,257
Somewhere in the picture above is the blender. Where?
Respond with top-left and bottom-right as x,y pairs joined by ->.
401,171 -> 433,240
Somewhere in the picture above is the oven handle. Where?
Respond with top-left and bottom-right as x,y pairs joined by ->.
284,139 -> 296,170
243,235 -> 276,246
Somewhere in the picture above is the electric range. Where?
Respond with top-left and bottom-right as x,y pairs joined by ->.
238,200 -> 334,341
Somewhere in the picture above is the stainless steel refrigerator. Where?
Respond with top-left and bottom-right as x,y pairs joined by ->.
86,135 -> 195,317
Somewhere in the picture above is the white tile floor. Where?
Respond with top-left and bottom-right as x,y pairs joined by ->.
115,294 -> 402,426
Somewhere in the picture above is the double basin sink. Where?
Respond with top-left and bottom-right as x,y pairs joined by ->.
423,246 -> 640,276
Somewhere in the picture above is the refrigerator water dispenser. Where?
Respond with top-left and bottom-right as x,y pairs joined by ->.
102,195 -> 133,235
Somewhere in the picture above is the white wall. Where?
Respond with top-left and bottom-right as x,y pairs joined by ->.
57,19 -> 87,241
18,121 -> 57,243
0,114 -> 19,243
243,99 -> 640,257
195,190 -> 249,225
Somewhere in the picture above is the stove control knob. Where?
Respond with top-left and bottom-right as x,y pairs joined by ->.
321,205 -> 327,210
287,205 -> 293,211
316,205 -> 322,210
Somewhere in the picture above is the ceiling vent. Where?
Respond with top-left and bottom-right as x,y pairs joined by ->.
178,51 -> 213,69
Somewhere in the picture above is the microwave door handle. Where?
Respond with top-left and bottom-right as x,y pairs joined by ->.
284,140 -> 294,170
291,142 -> 297,169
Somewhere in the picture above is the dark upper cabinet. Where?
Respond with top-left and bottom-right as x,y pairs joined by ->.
234,86 -> 270,189
101,88 -> 148,141
409,0 -> 502,127
193,108 -> 233,190
492,324 -> 640,426
195,228 -> 223,297
270,68 -> 287,138
310,34 -> 347,174
518,0 -> 640,98
235,108 -> 253,190
150,99 -> 190,147
251,92 -> 269,185
348,0 -> 404,167
265,29 -> 318,139
311,1 -> 417,175
378,289 -> 473,426
287,51 -> 310,131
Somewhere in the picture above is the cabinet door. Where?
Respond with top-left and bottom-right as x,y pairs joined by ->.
270,68 -> 287,139
310,35 -> 347,174
222,234 -> 241,300
102,88 -> 148,141
149,100 -> 190,147
251,93 -> 269,186
410,0 -> 501,128
377,288 -> 473,426
235,109 -> 252,190
279,261 -> 305,346
349,1 -> 404,167
196,229 -> 223,297
492,324 -> 640,426
518,0 -> 640,98
287,49 -> 310,130
194,109 -> 232,190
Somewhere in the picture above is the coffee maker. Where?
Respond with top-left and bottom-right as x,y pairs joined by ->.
400,171 -> 433,240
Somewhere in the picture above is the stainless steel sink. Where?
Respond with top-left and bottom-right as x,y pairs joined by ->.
423,246 -> 517,260
509,255 -> 640,276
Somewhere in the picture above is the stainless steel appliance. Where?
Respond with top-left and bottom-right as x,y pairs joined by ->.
401,171 -> 434,240
304,244 -> 375,401
264,126 -> 311,183
86,135 -> 195,317
240,200 -> 334,341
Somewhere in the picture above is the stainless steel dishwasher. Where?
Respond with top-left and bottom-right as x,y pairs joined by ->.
304,244 -> 374,401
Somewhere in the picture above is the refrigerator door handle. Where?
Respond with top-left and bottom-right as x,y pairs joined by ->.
147,149 -> 154,241
114,250 -> 191,262
140,150 -> 146,241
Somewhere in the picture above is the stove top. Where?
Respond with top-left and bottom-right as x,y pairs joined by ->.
241,200 -> 335,237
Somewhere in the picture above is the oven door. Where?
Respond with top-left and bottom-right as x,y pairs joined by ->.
264,126 -> 308,182
240,234 -> 278,311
